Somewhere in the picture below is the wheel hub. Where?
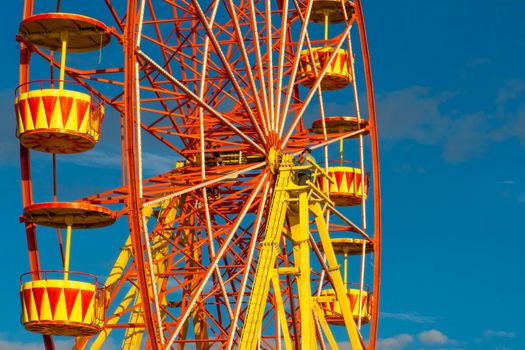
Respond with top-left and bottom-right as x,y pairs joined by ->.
267,146 -> 282,174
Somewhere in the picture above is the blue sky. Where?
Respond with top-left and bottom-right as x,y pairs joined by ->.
1,1 -> 524,349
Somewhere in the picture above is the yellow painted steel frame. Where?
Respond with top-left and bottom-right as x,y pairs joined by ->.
311,202 -> 363,349
177,197 -> 211,350
82,201 -> 177,349
239,156 -> 294,348
239,154 -> 363,350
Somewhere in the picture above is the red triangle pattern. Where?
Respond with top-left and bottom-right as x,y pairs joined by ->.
76,100 -> 90,130
318,50 -> 327,68
333,171 -> 344,190
23,289 -> 32,316
27,96 -> 41,128
361,295 -> 368,309
42,95 -> 58,126
59,96 -> 74,128
346,171 -> 355,191
338,52 -> 346,72
31,287 -> 46,320
348,293 -> 357,310
80,290 -> 94,322
14,103 -> 20,131
19,99 -> 28,127
332,52 -> 337,71
64,288 -> 80,320
46,287 -> 62,319
355,173 -> 362,192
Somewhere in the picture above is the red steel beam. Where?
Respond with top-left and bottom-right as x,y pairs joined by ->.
123,1 -> 161,348
18,1 -> 55,349
355,1 -> 382,349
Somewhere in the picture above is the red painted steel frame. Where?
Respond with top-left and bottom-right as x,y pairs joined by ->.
123,1 -> 162,348
18,1 -> 57,349
16,1 -> 382,348
355,1 -> 382,348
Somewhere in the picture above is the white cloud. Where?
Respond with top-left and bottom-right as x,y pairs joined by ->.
378,334 -> 414,350
381,311 -> 436,324
484,330 -> 516,339
62,148 -> 122,168
417,329 -> 450,345
377,86 -> 452,145
440,112 -> 490,163
0,88 -> 21,165
141,151 -> 182,175
497,79 -> 525,107
374,80 -> 525,163
62,148 -> 181,176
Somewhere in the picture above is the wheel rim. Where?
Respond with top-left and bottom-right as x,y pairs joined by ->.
17,1 -> 381,349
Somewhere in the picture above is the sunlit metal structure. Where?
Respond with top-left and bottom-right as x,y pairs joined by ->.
15,0 -> 381,349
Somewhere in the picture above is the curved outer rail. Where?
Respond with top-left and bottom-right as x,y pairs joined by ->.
355,1 -> 382,349
18,0 -> 55,349
122,1 -> 162,348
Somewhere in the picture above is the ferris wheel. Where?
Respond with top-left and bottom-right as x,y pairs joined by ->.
15,0 -> 381,349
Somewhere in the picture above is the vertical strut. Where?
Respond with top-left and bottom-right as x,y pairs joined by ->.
239,157 -> 294,349
58,31 -> 68,90
19,1 -> 54,349
354,1 -> 382,347
123,0 -> 161,347
311,202 -> 363,349
289,189 -> 314,349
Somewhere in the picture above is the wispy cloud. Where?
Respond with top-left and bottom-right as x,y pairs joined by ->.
418,329 -> 453,345
376,80 -> 525,163
0,88 -> 21,165
377,86 -> 453,145
497,180 -> 517,185
62,148 -> 181,176
392,164 -> 427,174
379,330 -> 460,350
378,334 -> 414,350
484,330 -> 516,339
381,311 -> 436,324
141,151 -> 183,175
497,79 -> 525,108
467,57 -> 490,66
64,148 -> 122,168
441,112 -> 491,163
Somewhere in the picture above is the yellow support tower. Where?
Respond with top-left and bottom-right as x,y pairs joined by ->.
83,200 -> 177,349
239,155 -> 295,348
239,154 -> 364,350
